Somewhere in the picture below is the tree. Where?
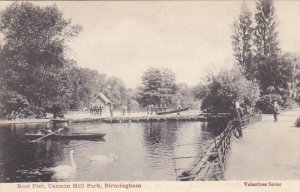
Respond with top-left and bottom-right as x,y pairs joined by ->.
67,67 -> 129,109
67,66 -> 93,109
251,0 -> 285,94
232,1 -> 255,80
138,67 -> 177,106
281,53 -> 300,100
254,0 -> 280,58
199,66 -> 260,113
0,2 -> 81,114
103,76 -> 127,106
175,83 -> 195,108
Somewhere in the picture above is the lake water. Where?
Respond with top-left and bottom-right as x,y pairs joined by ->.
0,121 -> 219,182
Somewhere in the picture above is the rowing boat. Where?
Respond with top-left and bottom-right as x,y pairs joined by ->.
25,132 -> 106,140
156,107 -> 191,115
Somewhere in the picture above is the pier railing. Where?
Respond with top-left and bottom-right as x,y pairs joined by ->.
175,112 -> 262,181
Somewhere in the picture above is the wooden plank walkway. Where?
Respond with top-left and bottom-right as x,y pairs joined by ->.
224,109 -> 300,180
70,113 -> 231,124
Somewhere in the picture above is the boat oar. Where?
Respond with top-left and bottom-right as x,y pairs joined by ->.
29,129 -> 63,143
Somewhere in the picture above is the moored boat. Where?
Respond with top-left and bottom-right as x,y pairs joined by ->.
25,132 -> 106,140
49,118 -> 69,124
156,107 -> 191,115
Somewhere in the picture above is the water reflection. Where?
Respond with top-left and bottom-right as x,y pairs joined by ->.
0,120 -> 227,182
204,117 -> 231,136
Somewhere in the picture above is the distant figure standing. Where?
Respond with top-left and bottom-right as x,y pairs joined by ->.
163,103 -> 167,112
147,105 -> 151,115
150,104 -> 154,115
177,104 -> 182,115
272,102 -> 279,122
95,105 -> 99,116
233,101 -> 243,139
109,103 -> 114,117
154,104 -> 158,115
127,104 -> 131,116
122,105 -> 127,116
99,105 -> 103,116
90,107 -> 93,115
90,106 -> 95,116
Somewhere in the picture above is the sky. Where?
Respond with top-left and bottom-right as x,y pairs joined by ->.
0,1 -> 299,88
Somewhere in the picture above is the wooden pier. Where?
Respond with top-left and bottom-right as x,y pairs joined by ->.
68,113 -> 231,124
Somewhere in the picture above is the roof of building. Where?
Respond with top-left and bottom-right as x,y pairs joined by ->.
90,93 -> 111,105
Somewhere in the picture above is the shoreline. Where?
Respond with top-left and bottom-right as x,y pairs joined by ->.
0,110 -> 226,125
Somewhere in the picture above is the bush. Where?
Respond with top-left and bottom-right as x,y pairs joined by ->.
256,94 -> 283,113
256,94 -> 298,113
0,90 -> 30,117
0,89 -> 47,119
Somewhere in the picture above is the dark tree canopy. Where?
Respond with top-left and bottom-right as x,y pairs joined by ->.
232,2 -> 255,80
254,0 -> 280,58
229,0 -> 300,112
0,2 -> 81,116
200,67 -> 260,113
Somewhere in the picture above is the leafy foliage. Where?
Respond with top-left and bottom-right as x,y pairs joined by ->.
230,0 -> 300,110
0,2 -> 81,116
138,67 -> 178,107
175,83 -> 195,108
254,0 -> 280,58
68,67 -> 130,109
199,67 -> 260,113
232,2 -> 255,80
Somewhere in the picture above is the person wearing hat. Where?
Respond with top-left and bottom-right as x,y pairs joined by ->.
272,101 -> 279,122
233,101 -> 243,139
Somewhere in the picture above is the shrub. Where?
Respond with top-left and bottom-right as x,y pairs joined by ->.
256,94 -> 283,113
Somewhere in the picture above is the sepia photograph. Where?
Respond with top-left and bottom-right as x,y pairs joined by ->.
0,0 -> 299,191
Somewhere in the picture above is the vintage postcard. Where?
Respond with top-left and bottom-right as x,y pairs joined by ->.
0,0 -> 299,192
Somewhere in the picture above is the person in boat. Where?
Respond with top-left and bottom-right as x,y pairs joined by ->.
272,101 -> 279,122
233,101 -> 243,139
57,128 -> 64,134
37,123 -> 52,135
37,128 -> 44,134
46,122 -> 55,133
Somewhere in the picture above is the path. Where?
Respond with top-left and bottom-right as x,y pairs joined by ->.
225,109 -> 300,180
